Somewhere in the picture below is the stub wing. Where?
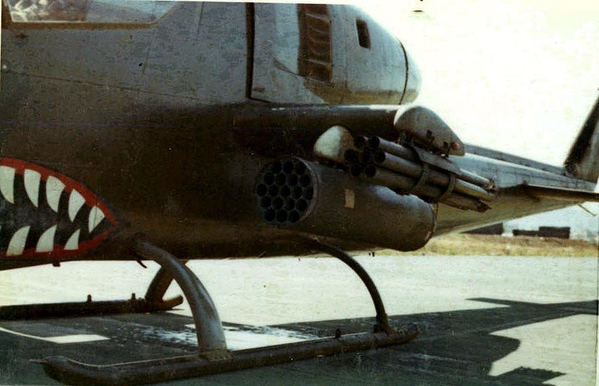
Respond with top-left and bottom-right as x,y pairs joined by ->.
514,185 -> 599,203
435,95 -> 599,235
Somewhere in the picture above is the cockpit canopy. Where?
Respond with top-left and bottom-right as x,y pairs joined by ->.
252,4 -> 421,105
6,0 -> 174,24
2,1 -> 421,106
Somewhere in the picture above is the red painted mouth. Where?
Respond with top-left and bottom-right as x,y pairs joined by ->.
0,158 -> 119,260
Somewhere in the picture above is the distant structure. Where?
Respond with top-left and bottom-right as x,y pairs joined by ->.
512,226 -> 571,239
586,230 -> 599,244
464,223 -> 504,236
539,227 -> 571,239
512,229 -> 538,237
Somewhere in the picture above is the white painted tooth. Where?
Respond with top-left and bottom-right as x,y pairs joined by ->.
68,190 -> 85,222
24,169 -> 42,207
88,206 -> 106,233
36,225 -> 57,253
64,229 -> 81,251
0,166 -> 15,204
46,176 -> 65,213
7,226 -> 30,256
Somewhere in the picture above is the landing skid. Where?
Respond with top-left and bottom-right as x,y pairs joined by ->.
0,259 -> 184,321
30,238 -> 418,385
0,295 -> 182,320
39,326 -> 418,386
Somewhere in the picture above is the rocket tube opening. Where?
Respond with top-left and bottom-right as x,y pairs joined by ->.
255,157 -> 436,251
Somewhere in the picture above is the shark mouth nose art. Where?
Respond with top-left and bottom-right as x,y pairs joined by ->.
0,158 -> 119,259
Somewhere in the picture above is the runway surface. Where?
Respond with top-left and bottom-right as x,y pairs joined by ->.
0,254 -> 597,385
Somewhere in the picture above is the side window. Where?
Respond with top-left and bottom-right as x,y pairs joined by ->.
356,19 -> 371,49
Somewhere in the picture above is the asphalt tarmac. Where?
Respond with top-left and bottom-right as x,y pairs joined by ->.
0,254 -> 597,385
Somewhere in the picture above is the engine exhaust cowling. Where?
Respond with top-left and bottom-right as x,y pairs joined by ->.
255,158 -> 435,251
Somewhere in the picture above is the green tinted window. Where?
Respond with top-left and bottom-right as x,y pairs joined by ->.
7,0 -> 175,23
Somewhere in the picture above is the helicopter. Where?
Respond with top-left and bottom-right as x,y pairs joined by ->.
1,1 -> 598,384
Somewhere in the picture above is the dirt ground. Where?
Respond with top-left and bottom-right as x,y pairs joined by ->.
387,234 -> 599,257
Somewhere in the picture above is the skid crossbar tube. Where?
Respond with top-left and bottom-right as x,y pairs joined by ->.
307,239 -> 395,334
145,265 -> 179,303
132,240 -> 228,355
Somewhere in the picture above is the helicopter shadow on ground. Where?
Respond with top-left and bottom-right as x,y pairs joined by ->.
259,298 -> 599,386
0,298 -> 596,385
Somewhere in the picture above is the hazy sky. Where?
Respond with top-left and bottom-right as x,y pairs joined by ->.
355,1 -> 599,233
356,0 -> 599,167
